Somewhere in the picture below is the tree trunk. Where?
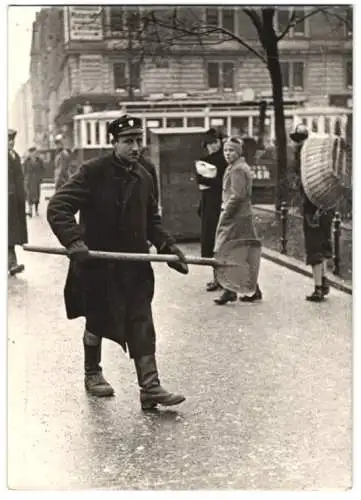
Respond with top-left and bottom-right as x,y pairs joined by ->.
267,47 -> 289,209
260,9 -> 289,210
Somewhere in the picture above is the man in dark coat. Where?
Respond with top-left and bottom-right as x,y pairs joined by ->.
8,129 -> 28,276
47,115 -> 189,410
23,146 -> 44,216
195,128 -> 227,291
290,124 -> 333,302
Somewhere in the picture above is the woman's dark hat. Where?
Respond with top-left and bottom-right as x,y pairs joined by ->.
203,127 -> 225,147
290,124 -> 309,143
8,129 -> 17,139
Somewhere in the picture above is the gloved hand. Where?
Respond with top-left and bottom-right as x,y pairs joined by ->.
67,240 -> 90,264
161,243 -> 189,275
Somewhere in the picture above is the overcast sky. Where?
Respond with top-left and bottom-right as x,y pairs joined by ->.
8,6 -> 41,106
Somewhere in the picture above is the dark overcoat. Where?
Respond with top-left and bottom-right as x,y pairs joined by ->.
139,155 -> 159,205
293,145 -> 333,266
8,151 -> 28,247
47,153 -> 175,357
196,148 -> 227,257
23,156 -> 44,203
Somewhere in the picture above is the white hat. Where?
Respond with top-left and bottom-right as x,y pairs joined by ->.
55,134 -> 63,142
195,160 -> 217,178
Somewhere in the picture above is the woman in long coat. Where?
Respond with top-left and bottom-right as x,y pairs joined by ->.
213,136 -> 262,305
23,147 -> 44,216
290,125 -> 334,302
8,129 -> 28,275
195,128 -> 227,291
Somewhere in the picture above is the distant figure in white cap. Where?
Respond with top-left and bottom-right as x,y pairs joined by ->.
54,134 -> 71,192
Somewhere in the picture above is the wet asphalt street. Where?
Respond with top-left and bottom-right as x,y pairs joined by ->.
7,199 -> 352,490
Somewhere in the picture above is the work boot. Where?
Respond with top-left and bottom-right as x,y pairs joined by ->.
239,284 -> 263,303
206,280 -> 222,292
83,335 -> 114,397
8,247 -> 25,276
9,264 -> 25,276
322,277 -> 330,296
214,289 -> 237,305
134,355 -> 185,410
306,286 -> 325,302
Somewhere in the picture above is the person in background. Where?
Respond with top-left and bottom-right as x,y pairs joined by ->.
54,134 -> 71,192
23,146 -> 44,217
214,136 -> 262,305
238,137 -> 263,302
140,146 -> 159,206
8,129 -> 28,276
47,115 -> 188,410
290,124 -> 333,302
195,128 -> 228,291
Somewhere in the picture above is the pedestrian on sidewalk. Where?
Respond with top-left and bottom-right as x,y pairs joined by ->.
54,134 -> 72,192
214,136 -> 262,305
195,128 -> 228,292
47,114 -> 189,410
290,124 -> 332,302
8,129 -> 28,276
23,146 -> 44,217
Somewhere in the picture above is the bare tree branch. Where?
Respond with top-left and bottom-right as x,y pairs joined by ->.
318,6 -> 352,32
276,8 -> 296,42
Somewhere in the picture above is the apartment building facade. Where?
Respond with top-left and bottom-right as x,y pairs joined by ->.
9,80 -> 34,157
30,6 -> 353,149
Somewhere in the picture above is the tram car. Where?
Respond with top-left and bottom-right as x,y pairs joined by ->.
46,103 -> 352,239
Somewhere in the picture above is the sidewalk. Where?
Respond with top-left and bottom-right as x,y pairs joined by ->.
7,202 -> 352,489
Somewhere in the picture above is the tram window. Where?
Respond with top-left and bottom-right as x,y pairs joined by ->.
86,122 -> 92,145
106,122 -> 111,144
146,120 -> 160,128
334,119 -> 342,136
188,117 -> 204,127
210,118 -> 225,127
311,118 -> 318,132
95,121 -> 100,144
284,117 -> 294,135
166,118 -> 183,128
324,118 -> 331,134
231,117 -> 248,136
75,120 -> 80,147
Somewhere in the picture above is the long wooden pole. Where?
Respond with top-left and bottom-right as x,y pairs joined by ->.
22,245 -> 235,268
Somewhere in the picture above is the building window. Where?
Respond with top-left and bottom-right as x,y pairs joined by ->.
346,7 -> 352,37
110,6 -> 124,31
126,8 -> 141,32
113,63 -> 126,90
130,62 -> 140,90
275,7 -> 306,36
280,61 -> 305,91
205,7 -> 218,26
205,7 -> 235,33
207,62 -> 235,90
346,60 -> 352,89
222,8 -> 235,32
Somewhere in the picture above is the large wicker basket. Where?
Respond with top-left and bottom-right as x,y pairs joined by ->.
300,134 -> 352,209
